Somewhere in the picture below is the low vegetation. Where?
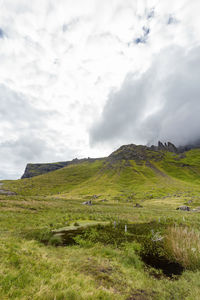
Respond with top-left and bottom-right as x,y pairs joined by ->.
2,147 -> 200,299
165,226 -> 200,270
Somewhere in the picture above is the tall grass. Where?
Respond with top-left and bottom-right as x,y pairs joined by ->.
165,226 -> 200,270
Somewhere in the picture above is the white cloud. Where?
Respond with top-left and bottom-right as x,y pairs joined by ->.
0,0 -> 199,178
90,46 -> 200,148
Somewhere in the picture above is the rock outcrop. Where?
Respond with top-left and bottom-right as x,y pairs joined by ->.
21,157 -> 104,179
108,144 -> 164,162
108,141 -> 179,163
21,162 -> 70,179
157,141 -> 178,153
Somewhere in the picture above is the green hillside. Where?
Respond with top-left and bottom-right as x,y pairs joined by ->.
3,146 -> 200,200
2,145 -> 200,299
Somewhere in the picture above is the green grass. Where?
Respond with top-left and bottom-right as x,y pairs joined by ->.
2,149 -> 200,299
1,193 -> 200,299
4,149 -> 200,201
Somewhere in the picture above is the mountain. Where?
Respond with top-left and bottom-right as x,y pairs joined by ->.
20,141 -> 184,179
3,142 -> 200,200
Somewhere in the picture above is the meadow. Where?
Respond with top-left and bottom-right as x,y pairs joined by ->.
1,148 -> 200,299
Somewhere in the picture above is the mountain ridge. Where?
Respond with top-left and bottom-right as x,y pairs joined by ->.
3,141 -> 200,199
21,141 -> 199,179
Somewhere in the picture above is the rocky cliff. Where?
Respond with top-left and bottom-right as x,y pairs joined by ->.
21,158 -> 103,179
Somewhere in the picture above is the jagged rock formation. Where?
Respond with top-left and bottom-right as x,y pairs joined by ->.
108,141 -> 180,163
150,141 -> 194,153
156,141 -> 178,153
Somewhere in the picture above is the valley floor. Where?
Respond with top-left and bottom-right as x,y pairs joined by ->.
1,191 -> 200,300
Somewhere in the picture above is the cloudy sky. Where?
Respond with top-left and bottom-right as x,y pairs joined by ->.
0,0 -> 200,179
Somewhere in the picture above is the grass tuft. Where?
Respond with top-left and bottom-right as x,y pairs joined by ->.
165,226 -> 200,270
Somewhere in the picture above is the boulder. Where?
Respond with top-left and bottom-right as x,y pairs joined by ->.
134,203 -> 143,208
82,200 -> 92,205
0,189 -> 16,195
187,200 -> 193,204
176,205 -> 190,211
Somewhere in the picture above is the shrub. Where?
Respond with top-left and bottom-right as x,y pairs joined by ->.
121,242 -> 143,269
22,228 -> 53,244
73,222 -> 80,227
73,235 -> 94,248
81,223 -> 133,247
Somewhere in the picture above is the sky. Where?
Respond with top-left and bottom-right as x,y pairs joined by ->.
0,0 -> 200,179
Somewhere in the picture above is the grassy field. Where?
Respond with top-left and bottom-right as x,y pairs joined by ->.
1,148 -> 200,299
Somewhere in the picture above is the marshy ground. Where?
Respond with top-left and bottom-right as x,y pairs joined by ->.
1,190 -> 200,300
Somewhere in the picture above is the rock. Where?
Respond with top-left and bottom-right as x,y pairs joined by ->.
187,200 -> 193,204
21,162 -> 70,179
108,144 -> 164,163
0,189 -> 16,195
157,141 -> 178,153
176,205 -> 190,211
134,203 -> 143,208
158,141 -> 166,151
82,200 -> 92,205
168,142 -> 178,153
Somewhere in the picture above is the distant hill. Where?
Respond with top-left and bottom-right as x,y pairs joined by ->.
21,157 -> 104,179
20,141 -> 187,179
21,141 -> 200,179
3,142 -> 200,200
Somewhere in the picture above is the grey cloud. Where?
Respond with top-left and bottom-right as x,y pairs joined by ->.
62,18 -> 79,32
167,15 -> 178,25
0,84 -> 78,179
0,136 -> 50,179
0,84 -> 59,179
134,26 -> 150,44
0,84 -> 48,130
0,28 -> 4,38
1,136 -> 48,163
147,9 -> 155,19
90,46 -> 200,148
62,17 -> 85,34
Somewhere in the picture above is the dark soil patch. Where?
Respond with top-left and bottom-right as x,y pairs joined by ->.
142,255 -> 184,278
127,289 -> 155,300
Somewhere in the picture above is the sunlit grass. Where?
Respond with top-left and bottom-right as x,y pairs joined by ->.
1,149 -> 200,298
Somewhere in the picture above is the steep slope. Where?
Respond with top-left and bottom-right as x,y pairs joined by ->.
4,159 -> 104,196
21,158 -> 104,179
3,144 -> 200,199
